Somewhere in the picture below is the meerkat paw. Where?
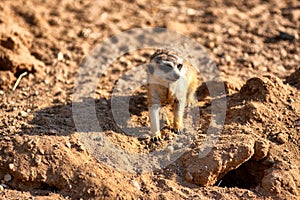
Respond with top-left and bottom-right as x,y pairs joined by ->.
174,129 -> 183,135
150,131 -> 162,142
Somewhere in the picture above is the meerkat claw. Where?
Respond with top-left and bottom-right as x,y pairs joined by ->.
150,135 -> 162,142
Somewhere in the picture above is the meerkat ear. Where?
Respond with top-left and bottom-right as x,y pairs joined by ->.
148,64 -> 154,74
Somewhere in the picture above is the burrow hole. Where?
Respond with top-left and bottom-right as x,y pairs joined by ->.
216,159 -> 272,189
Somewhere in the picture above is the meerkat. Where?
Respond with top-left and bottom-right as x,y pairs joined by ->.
147,49 -> 198,141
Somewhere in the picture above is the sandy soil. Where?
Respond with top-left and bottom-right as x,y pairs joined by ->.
0,0 -> 299,199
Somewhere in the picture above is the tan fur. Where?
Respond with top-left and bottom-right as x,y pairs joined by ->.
147,49 -> 198,140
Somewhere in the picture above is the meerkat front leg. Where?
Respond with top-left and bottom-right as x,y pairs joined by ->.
173,99 -> 186,135
149,104 -> 161,141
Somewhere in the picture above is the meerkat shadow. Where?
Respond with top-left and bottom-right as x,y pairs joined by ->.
97,91 -> 151,137
22,92 -> 149,138
21,82 -> 215,138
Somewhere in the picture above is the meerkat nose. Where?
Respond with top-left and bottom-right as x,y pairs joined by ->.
173,73 -> 180,80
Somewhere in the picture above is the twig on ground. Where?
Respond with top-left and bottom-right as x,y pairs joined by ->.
12,71 -> 28,91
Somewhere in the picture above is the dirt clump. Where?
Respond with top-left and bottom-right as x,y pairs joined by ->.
181,134 -> 255,186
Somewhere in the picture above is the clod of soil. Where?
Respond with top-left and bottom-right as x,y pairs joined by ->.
181,134 -> 255,186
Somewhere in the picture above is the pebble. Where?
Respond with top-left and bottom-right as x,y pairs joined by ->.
0,185 -> 3,191
49,129 -> 59,135
19,111 -> 28,117
280,49 -> 288,57
39,148 -> 45,155
228,152 -> 234,159
175,143 -> 183,149
131,180 -> 141,190
167,145 -> 174,153
8,163 -> 14,170
57,52 -> 64,61
276,133 -> 288,144
4,174 -> 12,182
77,142 -> 85,151
34,155 -> 42,165
79,28 -> 92,38
227,28 -> 238,35
208,41 -> 215,48
225,55 -> 231,63
186,8 -> 197,16
253,139 -> 270,161
65,141 -> 72,148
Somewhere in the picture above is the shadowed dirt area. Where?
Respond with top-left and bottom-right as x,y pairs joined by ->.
0,0 -> 299,199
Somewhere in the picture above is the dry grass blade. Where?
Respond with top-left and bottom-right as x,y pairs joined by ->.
12,71 -> 28,91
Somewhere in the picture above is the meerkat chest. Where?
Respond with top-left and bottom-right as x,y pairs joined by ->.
161,78 -> 188,105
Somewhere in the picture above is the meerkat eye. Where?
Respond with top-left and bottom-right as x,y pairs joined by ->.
159,64 -> 173,72
177,64 -> 183,70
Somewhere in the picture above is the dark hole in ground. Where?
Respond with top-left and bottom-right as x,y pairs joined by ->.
28,183 -> 60,197
216,159 -> 271,189
40,182 -> 59,193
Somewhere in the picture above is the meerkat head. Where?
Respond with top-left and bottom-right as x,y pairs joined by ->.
148,49 -> 186,82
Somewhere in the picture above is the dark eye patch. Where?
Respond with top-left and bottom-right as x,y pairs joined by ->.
159,64 -> 173,72
177,64 -> 183,70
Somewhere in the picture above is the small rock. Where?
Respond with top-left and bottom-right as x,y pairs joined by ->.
49,129 -> 59,135
0,185 -> 3,191
287,97 -> 294,103
225,55 -> 231,63
79,28 -> 92,38
34,155 -> 42,165
19,111 -> 28,117
253,139 -> 270,161
227,28 -> 237,35
167,145 -> 174,153
280,49 -> 288,57
186,8 -> 197,16
39,148 -> 45,155
276,133 -> 288,144
4,174 -> 12,182
77,142 -> 85,151
57,52 -> 64,61
65,141 -> 72,148
8,163 -> 14,170
208,41 -> 215,48
175,143 -> 183,149
131,180 -> 140,190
